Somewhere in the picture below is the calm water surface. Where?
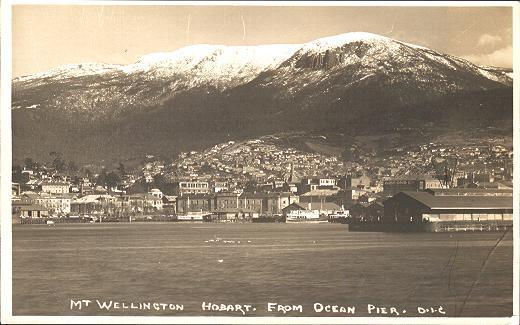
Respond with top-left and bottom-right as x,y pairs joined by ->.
12,223 -> 513,317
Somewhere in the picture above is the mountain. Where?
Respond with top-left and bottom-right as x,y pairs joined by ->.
12,32 -> 512,164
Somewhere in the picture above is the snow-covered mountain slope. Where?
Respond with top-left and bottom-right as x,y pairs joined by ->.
278,32 -> 511,87
12,43 -> 299,116
14,63 -> 123,83
12,32 -> 513,163
15,44 -> 299,91
122,44 -> 299,88
13,32 -> 511,116
189,32 -> 508,133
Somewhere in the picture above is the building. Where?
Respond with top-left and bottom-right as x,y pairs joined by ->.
383,175 -> 441,196
145,193 -> 163,211
162,195 -> 177,213
299,189 -> 339,204
349,201 -> 384,222
299,177 -> 338,193
173,181 -> 210,195
210,208 -> 259,221
357,192 -> 379,203
41,182 -> 70,194
12,183 -> 21,196
315,177 -> 337,187
238,192 -> 266,214
272,179 -> 285,189
24,179 -> 41,191
212,181 -> 228,193
338,175 -> 371,190
343,187 -> 368,207
148,188 -> 163,199
12,203 -> 49,218
214,191 -> 240,210
34,194 -> 72,215
475,182 -> 512,190
349,202 -> 370,221
265,192 -> 299,215
71,194 -> 118,215
119,194 -> 163,213
383,191 -> 513,225
176,193 -> 213,214
425,188 -> 513,197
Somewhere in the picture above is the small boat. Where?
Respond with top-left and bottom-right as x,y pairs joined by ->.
328,211 -> 351,223
286,215 -> 329,223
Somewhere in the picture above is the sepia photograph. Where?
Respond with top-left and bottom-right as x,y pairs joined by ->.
1,1 -> 518,324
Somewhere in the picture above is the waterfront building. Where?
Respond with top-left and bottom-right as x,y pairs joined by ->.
41,182 -> 70,194
383,191 -> 513,224
176,193 -> 213,214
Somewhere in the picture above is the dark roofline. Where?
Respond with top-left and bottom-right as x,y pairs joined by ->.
178,193 -> 214,199
212,208 -> 257,213
283,202 -> 308,210
239,192 -> 267,199
309,202 -> 342,210
396,191 -> 513,210
369,201 -> 384,208
426,188 -> 512,193
14,204 -> 49,211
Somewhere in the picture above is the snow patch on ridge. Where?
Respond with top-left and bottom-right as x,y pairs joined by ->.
15,63 -> 122,82
121,44 -> 300,88
301,32 -> 392,53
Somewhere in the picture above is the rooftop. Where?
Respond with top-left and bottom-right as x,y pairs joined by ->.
300,189 -> 340,197
13,204 -> 49,211
425,188 -> 513,196
385,174 -> 436,182
42,182 -> 70,186
239,192 -> 267,199
178,193 -> 213,200
284,202 -> 342,211
397,191 -> 513,210
74,194 -> 115,203
212,208 -> 257,214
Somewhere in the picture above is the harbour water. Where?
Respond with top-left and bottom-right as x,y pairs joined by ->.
12,223 -> 513,317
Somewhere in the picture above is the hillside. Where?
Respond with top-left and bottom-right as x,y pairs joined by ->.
12,32 -> 512,164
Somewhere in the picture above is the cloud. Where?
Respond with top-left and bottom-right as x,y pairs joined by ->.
463,45 -> 512,68
477,33 -> 502,47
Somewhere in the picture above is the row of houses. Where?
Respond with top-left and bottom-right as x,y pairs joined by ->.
12,189 -> 174,218
12,188 -> 334,218
176,191 -> 300,216
12,187 -> 514,231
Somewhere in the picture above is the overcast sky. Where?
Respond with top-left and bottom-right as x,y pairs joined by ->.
12,4 -> 513,77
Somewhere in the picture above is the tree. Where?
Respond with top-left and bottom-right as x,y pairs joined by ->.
152,174 -> 167,189
53,158 -> 67,174
49,151 -> 66,174
24,157 -> 37,170
431,157 -> 458,188
82,168 -> 94,182
96,169 -> 108,187
12,165 -> 23,183
244,180 -> 258,192
117,163 -> 126,177
68,160 -> 79,176
106,171 -> 121,189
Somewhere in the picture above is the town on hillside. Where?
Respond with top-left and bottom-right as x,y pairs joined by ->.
11,136 -> 513,232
